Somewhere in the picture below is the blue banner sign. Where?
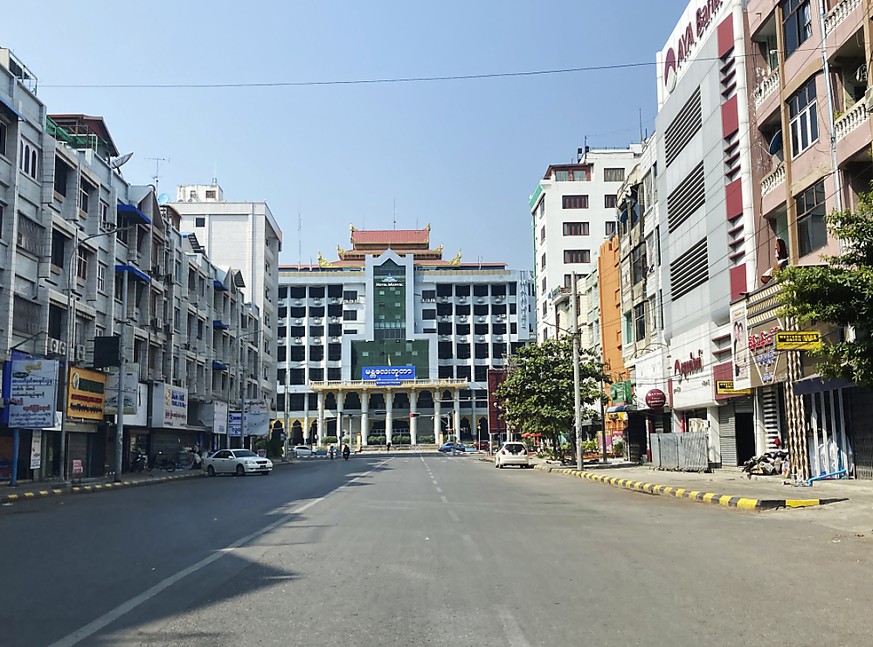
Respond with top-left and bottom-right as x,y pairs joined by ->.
363,366 -> 416,385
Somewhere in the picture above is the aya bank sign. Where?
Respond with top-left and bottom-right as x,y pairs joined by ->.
657,0 -> 731,105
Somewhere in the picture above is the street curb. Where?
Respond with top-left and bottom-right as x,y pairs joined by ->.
533,465 -> 848,511
1,471 -> 205,505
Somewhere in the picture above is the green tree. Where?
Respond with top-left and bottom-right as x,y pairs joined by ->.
777,190 -> 873,387
495,336 -> 607,461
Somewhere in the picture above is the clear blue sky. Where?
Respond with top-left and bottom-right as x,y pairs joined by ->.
3,0 -> 687,270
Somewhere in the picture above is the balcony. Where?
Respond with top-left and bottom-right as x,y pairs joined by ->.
825,0 -> 861,34
835,97 -> 869,142
753,69 -> 780,109
760,163 -> 785,196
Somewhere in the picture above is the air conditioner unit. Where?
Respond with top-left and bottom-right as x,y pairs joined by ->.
440,335 -> 451,341
295,318 -> 303,325
477,316 -> 486,322
312,337 -> 323,344
181,343 -> 191,350
478,336 -> 486,342
330,316 -> 339,323
163,323 -> 172,335
295,337 -> 303,344
313,299 -> 322,305
495,335 -> 504,341
295,299 -> 303,306
495,296 -> 505,302
330,337 -> 341,343
74,344 -> 86,362
458,296 -> 467,302
151,317 -> 162,330
313,317 -> 323,324
497,315 -> 506,321
477,298 -> 485,304
459,316 -> 468,322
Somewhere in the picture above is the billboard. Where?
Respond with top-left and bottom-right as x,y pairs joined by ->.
730,302 -> 751,390
67,367 -> 107,421
362,366 -> 415,386
104,364 -> 139,415
150,383 -> 188,429
6,354 -> 58,428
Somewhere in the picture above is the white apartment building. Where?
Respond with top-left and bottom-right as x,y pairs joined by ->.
530,145 -> 642,342
172,185 -> 282,409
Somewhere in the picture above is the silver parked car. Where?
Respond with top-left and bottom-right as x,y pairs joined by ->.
291,445 -> 313,458
494,442 -> 531,469
204,449 -> 272,476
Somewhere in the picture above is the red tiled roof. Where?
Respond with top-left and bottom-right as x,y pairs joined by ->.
350,228 -> 429,245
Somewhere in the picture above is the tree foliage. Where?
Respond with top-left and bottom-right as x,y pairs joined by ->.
495,336 -> 608,459
777,190 -> 873,387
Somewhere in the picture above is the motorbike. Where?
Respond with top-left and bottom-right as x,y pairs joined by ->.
130,450 -> 147,473
342,446 -> 350,461
148,451 -> 177,473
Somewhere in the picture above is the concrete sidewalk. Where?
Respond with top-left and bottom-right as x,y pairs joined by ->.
0,459 -> 297,506
533,462 -> 865,511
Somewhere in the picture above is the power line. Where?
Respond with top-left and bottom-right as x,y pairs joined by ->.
40,47 -> 826,90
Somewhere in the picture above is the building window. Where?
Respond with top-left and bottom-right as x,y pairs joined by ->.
631,243 -> 647,285
343,290 -> 358,302
634,303 -> 646,342
604,194 -> 617,209
539,199 -> 545,218
0,121 -> 6,157
195,217 -> 205,227
77,247 -> 88,281
563,222 -> 589,236
343,310 -> 358,321
205,190 -> 216,199
541,276 -> 546,295
540,226 -> 545,243
605,221 -> 617,236
540,253 -> 546,270
16,214 -> 43,256
563,249 -> 591,264
79,183 -> 91,214
789,77 -> 818,157
564,274 -> 572,288
781,0 -> 812,57
795,179 -> 827,256
97,264 -> 106,293
604,168 -> 625,183
562,195 -> 588,209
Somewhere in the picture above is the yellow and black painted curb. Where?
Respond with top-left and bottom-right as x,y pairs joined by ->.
1,472 -> 205,505
534,465 -> 847,511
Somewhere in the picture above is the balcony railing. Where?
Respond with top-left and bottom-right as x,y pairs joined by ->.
753,69 -> 780,109
761,163 -> 786,197
835,97 -> 869,142
825,0 -> 861,34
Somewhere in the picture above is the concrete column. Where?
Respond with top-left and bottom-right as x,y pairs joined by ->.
336,391 -> 344,445
386,389 -> 394,446
410,390 -> 418,445
453,390 -> 461,443
361,391 -> 369,446
303,396 -> 310,444
434,396 -> 442,446
317,391 -> 325,445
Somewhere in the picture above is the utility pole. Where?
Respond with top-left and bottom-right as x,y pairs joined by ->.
572,273 -> 583,470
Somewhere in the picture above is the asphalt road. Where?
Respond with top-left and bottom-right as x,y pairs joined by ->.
1,453 -> 871,647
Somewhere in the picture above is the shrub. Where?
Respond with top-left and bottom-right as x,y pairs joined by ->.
368,436 -> 386,446
611,440 -> 624,456
321,436 -> 338,446
417,435 -> 435,444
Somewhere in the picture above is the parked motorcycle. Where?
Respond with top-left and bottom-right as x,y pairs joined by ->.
130,449 -> 147,473
148,452 -> 177,473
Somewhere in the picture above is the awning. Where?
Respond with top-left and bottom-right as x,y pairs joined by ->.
607,404 -> 632,412
768,130 -> 783,155
213,279 -> 228,291
115,264 -> 151,284
117,203 -> 152,226
0,95 -> 26,122
792,375 -> 853,395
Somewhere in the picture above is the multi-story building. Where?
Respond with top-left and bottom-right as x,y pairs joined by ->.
616,136 -> 671,440
655,0 -> 759,468
740,0 -> 873,478
277,226 -> 534,447
0,49 -> 265,484
172,185 -> 282,413
530,145 -> 642,343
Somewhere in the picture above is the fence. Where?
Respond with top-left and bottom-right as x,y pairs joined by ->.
650,432 -> 709,472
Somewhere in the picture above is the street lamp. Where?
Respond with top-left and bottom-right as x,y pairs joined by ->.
59,224 -> 133,483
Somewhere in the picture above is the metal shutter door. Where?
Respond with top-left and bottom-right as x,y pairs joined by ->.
718,405 -> 737,468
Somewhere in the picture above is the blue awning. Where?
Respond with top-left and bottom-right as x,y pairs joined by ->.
607,404 -> 632,412
212,361 -> 229,371
0,95 -> 26,122
117,203 -> 152,226
213,320 -> 229,330
619,208 -> 629,223
213,280 -> 228,291
115,264 -> 151,284
793,375 -> 853,395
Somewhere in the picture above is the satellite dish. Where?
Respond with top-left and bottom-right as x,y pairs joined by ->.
157,193 -> 169,205
110,152 -> 134,169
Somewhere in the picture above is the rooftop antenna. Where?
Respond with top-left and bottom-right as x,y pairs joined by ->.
393,197 -> 396,230
211,161 -> 218,185
146,157 -> 168,189
639,108 -> 644,142
297,212 -> 302,267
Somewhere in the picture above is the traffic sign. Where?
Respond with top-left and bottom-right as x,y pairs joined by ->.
774,331 -> 822,351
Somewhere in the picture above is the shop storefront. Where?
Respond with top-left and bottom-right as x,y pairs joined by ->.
66,367 -> 109,478
150,382 -> 196,463
669,327 -> 718,466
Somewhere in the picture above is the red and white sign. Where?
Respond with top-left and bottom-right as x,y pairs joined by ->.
657,0 -> 731,106
645,389 -> 667,410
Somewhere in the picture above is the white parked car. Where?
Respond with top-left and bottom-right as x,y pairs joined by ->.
291,445 -> 313,458
494,442 -> 531,469
204,449 -> 272,476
